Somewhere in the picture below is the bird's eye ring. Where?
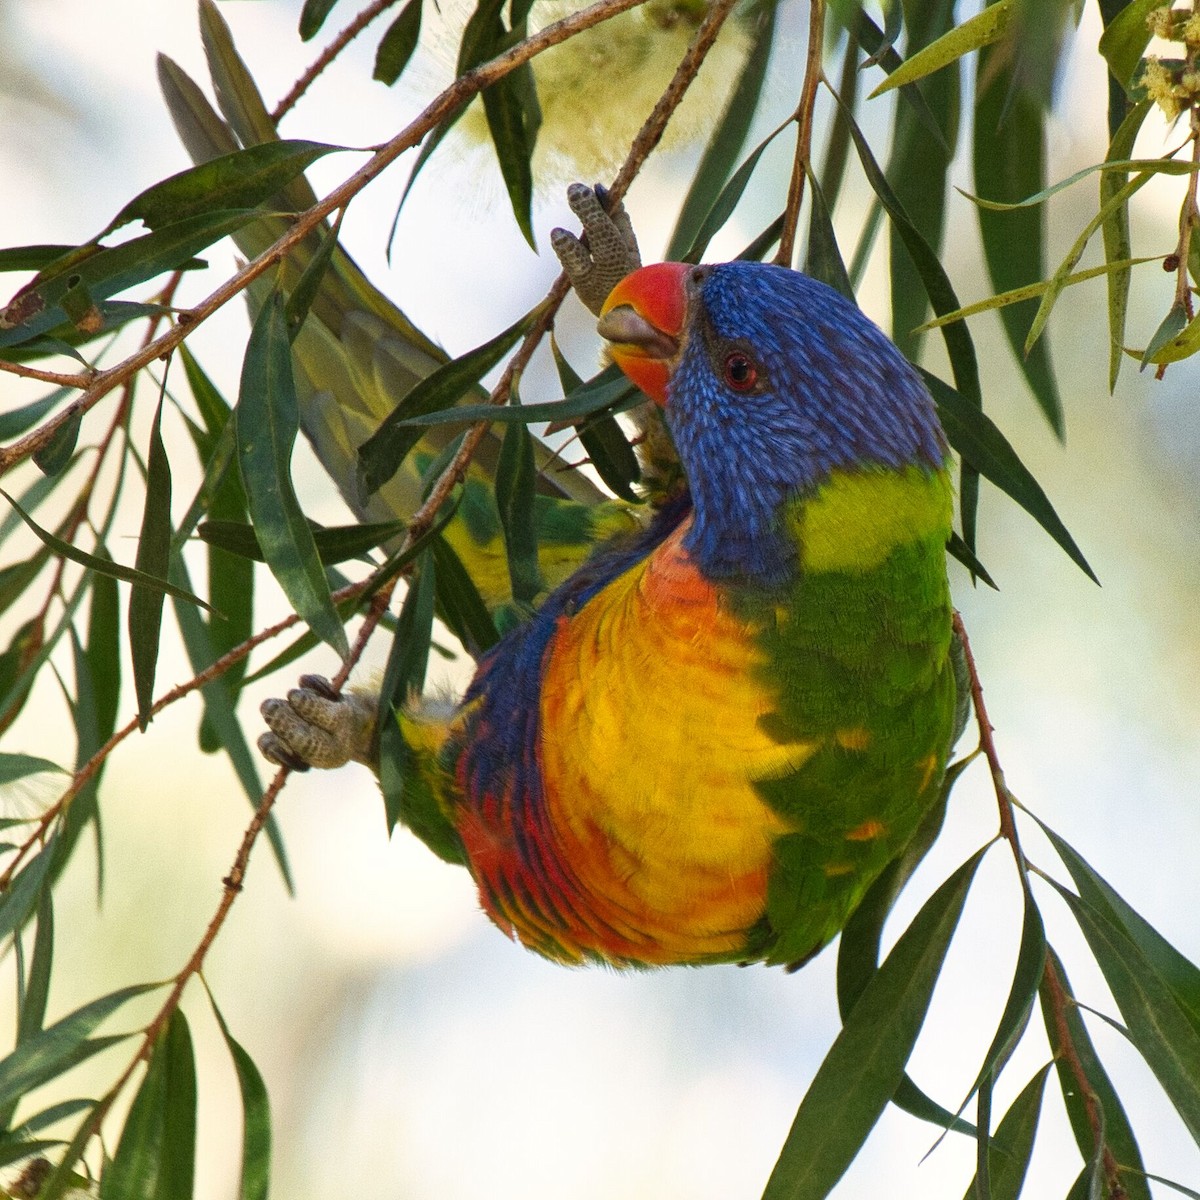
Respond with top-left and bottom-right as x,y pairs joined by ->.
723,352 -> 758,392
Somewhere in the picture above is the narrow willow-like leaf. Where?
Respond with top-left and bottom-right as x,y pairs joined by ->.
1040,824 -> 1200,1035
963,157 -> 1199,213
1040,948 -> 1151,1200
129,395 -> 173,730
916,258 -> 1157,332
482,67 -> 540,249
102,1010 -> 197,1200
855,12 -> 948,150
763,849 -> 985,1199
429,535 -> 500,658
680,118 -> 793,264
84,549 -> 121,756
106,141 -> 342,234
199,518 -> 407,565
975,25 -> 1062,435
0,754 -> 65,785
379,554 -> 436,833
0,245 -> 78,273
299,0 -> 339,40
962,1064 -> 1050,1200
495,410 -> 541,607
1098,0 -> 1159,90
1129,1170 -> 1200,1199
375,0 -> 423,84
208,995 -> 271,1200
1052,881 -> 1200,1147
0,983 -> 155,1111
0,391 -> 65,441
237,291 -> 347,657
1103,101 -> 1151,389
946,532 -> 998,588
666,2 -> 777,260
357,307 -> 537,498
31,411 -> 81,477
920,372 -> 1095,581
0,211 -> 262,349
17,889 -> 54,1046
283,217 -> 342,343
870,0 -> 1013,96
803,167 -> 853,300
0,845 -> 57,949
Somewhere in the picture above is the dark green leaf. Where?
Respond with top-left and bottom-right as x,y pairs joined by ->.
31,411 -> 81,477
6,1098 -> 94,1138
1040,949 -> 1151,1200
855,12 -> 949,150
1141,303 -> 1188,367
17,889 -> 54,1046
680,118 -> 792,264
102,1010 -> 196,1200
237,290 -> 347,657
666,2 -> 777,260
1051,880 -> 1200,1148
299,0 -> 339,40
1040,824 -> 1200,1036
357,307 -> 536,499
1101,100 -> 1150,390
0,245 -> 79,273
0,845 -> 57,949
129,395 -> 173,731
283,216 -> 343,343
0,211 -> 263,349
379,553 -> 436,832
946,531 -> 998,588
962,1064 -> 1050,1200
208,996 -> 271,1200
108,141 -> 344,234
429,535 -> 499,657
803,166 -> 853,300
975,29 -> 1062,435
481,64 -> 540,249
1098,0 -> 1159,90
0,550 -> 51,620
198,518 -> 406,565
763,848 -> 985,1198
0,983 -> 155,1111
375,0 -> 423,84
495,412 -> 540,607
1129,1170 -> 1200,1199
920,372 -> 1096,582
0,391 -> 66,441
0,754 -> 65,785
84,552 -> 121,752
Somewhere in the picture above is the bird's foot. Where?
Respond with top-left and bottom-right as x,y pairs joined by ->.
551,183 -> 642,316
258,674 -> 379,772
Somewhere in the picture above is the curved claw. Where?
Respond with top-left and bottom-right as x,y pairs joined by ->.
258,676 -> 380,772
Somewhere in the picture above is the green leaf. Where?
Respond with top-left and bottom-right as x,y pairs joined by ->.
129,395 -> 173,731
198,518 -> 407,565
855,12 -> 949,151
803,166 -> 853,300
208,996 -> 271,1200
429,535 -> 499,658
481,63 -> 540,249
84,552 -> 121,754
961,1064 -> 1050,1200
0,754 -> 66,786
0,245 -> 79,273
762,848 -> 986,1199
1039,824 -> 1200,1036
356,306 -> 536,499
1098,0 -> 1160,91
102,1010 -> 197,1200
374,0 -> 424,84
975,25 -> 1062,435
870,0 -> 1013,96
236,290 -> 347,657
679,118 -> 793,264
495,411 -> 541,607
0,845 -> 57,949
379,553 -> 436,833
1129,1170 -> 1200,1199
107,141 -> 343,235
17,889 -> 54,1046
1051,880 -> 1200,1148
31,410 -> 81,477
1040,948 -> 1151,1200
946,531 -> 998,588
299,0 -> 339,40
0,983 -> 156,1111
1143,303 -> 1200,365
920,372 -> 1096,582
666,2 -> 777,260
0,391 -> 66,441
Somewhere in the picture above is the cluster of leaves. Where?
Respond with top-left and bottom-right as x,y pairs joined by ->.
0,0 -> 1198,1197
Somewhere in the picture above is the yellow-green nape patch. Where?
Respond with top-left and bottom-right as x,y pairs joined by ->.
794,466 -> 953,573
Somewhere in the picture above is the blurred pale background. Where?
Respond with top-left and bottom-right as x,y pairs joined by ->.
1,1 -> 1199,1197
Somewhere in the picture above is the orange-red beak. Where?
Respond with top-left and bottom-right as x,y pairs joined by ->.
597,262 -> 690,406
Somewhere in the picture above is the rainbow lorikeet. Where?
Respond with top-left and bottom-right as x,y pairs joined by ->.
261,258 -> 963,969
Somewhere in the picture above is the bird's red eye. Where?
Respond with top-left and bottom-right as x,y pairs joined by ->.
723,352 -> 757,391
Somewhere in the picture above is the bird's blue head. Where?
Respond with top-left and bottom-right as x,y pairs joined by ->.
598,261 -> 947,585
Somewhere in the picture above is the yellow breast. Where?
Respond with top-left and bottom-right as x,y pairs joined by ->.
537,520 -> 812,963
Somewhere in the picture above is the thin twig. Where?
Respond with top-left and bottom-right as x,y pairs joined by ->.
0,359 -> 95,388
776,0 -> 826,267
952,611 -> 1124,1199
1173,109 -> 1200,317
273,0 -> 402,123
0,0 -> 653,480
